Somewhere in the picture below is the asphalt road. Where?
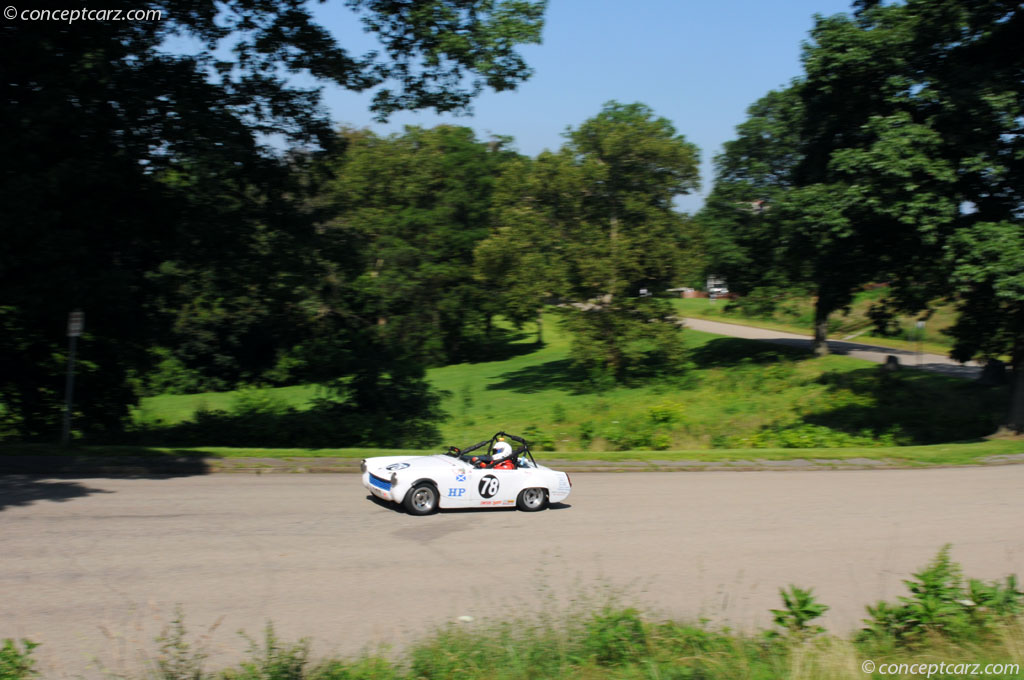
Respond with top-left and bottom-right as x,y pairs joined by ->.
4,469 -> 1024,677
683,317 -> 984,379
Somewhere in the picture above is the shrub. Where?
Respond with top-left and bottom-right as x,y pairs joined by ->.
728,423 -> 897,449
459,384 -> 474,413
144,348 -> 223,396
221,624 -> 310,680
522,425 -> 555,451
725,286 -> 787,318
579,608 -> 648,666
649,432 -> 672,450
153,608 -> 207,680
0,639 -> 38,680
601,421 -> 653,450
134,394 -> 444,449
561,300 -> 690,387
769,586 -> 829,638
811,369 -> 1006,445
859,545 -> 1023,646
406,625 -> 494,680
577,420 -> 595,449
308,657 -> 398,680
646,404 -> 676,424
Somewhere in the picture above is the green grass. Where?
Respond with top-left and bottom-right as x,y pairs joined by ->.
9,614 -> 1024,680
426,318 -> 1005,452
4,438 -> 1021,468
130,310 -> 1011,454
132,383 -> 330,425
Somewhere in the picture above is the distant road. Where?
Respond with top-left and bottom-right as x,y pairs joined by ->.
683,317 -> 983,379
4,470 -> 1024,677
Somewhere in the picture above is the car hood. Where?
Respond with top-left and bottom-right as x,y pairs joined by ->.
364,454 -> 464,478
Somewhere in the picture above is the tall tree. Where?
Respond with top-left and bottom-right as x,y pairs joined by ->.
698,87 -> 806,309
801,0 -> 1023,428
321,125 -> 517,366
705,0 -> 1024,429
0,0 -> 547,440
699,84 -> 875,356
473,149 -> 582,342
479,102 -> 701,382
703,9 -> 960,356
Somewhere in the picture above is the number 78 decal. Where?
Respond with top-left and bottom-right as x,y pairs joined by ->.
478,475 -> 500,498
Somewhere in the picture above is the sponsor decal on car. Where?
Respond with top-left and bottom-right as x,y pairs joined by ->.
455,473 -> 467,482
447,488 -> 467,497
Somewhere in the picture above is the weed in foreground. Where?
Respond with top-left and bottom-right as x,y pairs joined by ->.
220,624 -> 310,680
0,639 -> 38,680
769,585 -> 830,639
859,544 -> 1023,647
152,606 -> 213,679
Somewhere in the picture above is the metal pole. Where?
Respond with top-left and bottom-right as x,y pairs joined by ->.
916,320 -> 925,367
62,334 -> 77,446
62,310 -> 83,446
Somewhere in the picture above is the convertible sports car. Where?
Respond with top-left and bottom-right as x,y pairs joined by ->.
360,432 -> 572,515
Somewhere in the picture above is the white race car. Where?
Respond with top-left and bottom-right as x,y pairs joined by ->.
360,432 -> 572,515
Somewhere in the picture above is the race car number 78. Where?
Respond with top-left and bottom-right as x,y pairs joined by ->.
479,475 -> 499,498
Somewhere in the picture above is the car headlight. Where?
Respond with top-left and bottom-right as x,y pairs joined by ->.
391,472 -> 398,486
360,459 -> 367,474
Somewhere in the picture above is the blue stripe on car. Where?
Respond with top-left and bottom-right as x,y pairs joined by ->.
369,474 -> 391,491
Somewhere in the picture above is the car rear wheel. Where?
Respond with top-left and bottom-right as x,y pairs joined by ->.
517,487 -> 548,512
404,483 -> 439,515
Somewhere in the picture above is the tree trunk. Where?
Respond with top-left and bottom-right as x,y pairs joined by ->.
812,299 -> 830,357
1007,350 -> 1024,434
535,310 -> 543,345
607,344 -> 624,382
608,214 -> 622,296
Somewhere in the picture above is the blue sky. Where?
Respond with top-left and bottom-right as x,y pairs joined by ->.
311,0 -> 856,214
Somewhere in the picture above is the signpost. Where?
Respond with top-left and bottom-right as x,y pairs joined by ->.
916,320 -> 925,366
62,310 -> 83,446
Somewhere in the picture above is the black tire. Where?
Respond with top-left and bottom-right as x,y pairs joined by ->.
403,483 -> 439,515
516,487 -> 548,512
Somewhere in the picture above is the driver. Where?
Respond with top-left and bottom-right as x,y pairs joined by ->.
458,436 -> 519,469
489,439 -> 515,465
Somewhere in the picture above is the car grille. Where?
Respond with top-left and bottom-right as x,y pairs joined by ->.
369,474 -> 392,491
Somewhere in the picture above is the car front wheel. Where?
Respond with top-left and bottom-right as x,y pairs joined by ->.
404,483 -> 439,515
517,487 -> 548,512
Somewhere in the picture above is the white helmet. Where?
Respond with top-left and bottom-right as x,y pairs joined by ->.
492,441 -> 513,458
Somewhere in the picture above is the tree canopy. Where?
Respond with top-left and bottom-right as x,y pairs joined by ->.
700,0 -> 1024,429
319,124 -> 519,366
0,0 -> 546,441
477,102 -> 702,383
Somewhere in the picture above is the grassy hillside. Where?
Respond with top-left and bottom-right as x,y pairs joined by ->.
134,312 -> 1008,452
671,287 -> 958,356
